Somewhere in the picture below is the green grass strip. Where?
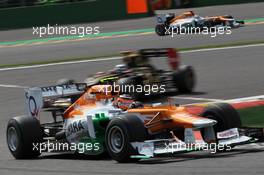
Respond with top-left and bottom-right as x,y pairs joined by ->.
244,17 -> 264,23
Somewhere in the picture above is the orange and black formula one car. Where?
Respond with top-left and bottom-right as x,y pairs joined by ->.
6,82 -> 264,163
84,48 -> 196,99
155,11 -> 245,36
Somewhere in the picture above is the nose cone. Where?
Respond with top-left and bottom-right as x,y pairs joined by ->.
193,118 -> 217,128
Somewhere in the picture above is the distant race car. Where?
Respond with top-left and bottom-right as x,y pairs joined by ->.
6,84 -> 264,162
155,11 -> 245,36
84,48 -> 196,99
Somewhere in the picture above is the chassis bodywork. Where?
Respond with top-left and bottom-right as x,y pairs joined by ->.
6,83 -> 264,162
155,11 -> 245,36
84,48 -> 196,98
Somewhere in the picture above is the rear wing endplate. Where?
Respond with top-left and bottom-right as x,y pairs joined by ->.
25,83 -> 86,117
156,15 -> 167,24
139,48 -> 179,70
139,48 -> 174,57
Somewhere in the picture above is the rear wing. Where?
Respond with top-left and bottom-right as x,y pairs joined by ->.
25,83 -> 87,117
156,13 -> 175,24
139,48 -> 180,70
156,15 -> 167,24
139,48 -> 173,57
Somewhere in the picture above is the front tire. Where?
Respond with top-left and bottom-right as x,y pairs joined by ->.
6,116 -> 43,159
202,103 -> 241,133
201,103 -> 241,151
105,114 -> 148,162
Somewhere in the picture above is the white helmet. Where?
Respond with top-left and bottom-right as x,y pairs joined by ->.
113,64 -> 128,74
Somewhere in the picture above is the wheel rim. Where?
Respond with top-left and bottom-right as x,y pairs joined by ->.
108,126 -> 125,153
7,126 -> 19,152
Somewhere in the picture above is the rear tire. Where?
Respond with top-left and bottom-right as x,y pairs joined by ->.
155,24 -> 167,36
105,114 -> 148,163
6,116 -> 43,159
173,65 -> 195,93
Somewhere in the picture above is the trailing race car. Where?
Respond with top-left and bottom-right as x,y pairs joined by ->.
155,11 -> 245,36
84,48 -> 196,99
6,83 -> 264,163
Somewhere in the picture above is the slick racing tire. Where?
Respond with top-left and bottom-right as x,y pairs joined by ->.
105,114 -> 148,163
173,65 -> 195,93
201,103 -> 241,151
201,103 -> 241,133
155,24 -> 167,36
6,116 -> 43,159
201,103 -> 242,147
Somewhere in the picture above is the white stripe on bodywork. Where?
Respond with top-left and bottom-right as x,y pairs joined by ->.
86,115 -> 96,139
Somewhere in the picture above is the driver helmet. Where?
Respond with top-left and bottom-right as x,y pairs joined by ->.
119,94 -> 132,99
113,64 -> 128,75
